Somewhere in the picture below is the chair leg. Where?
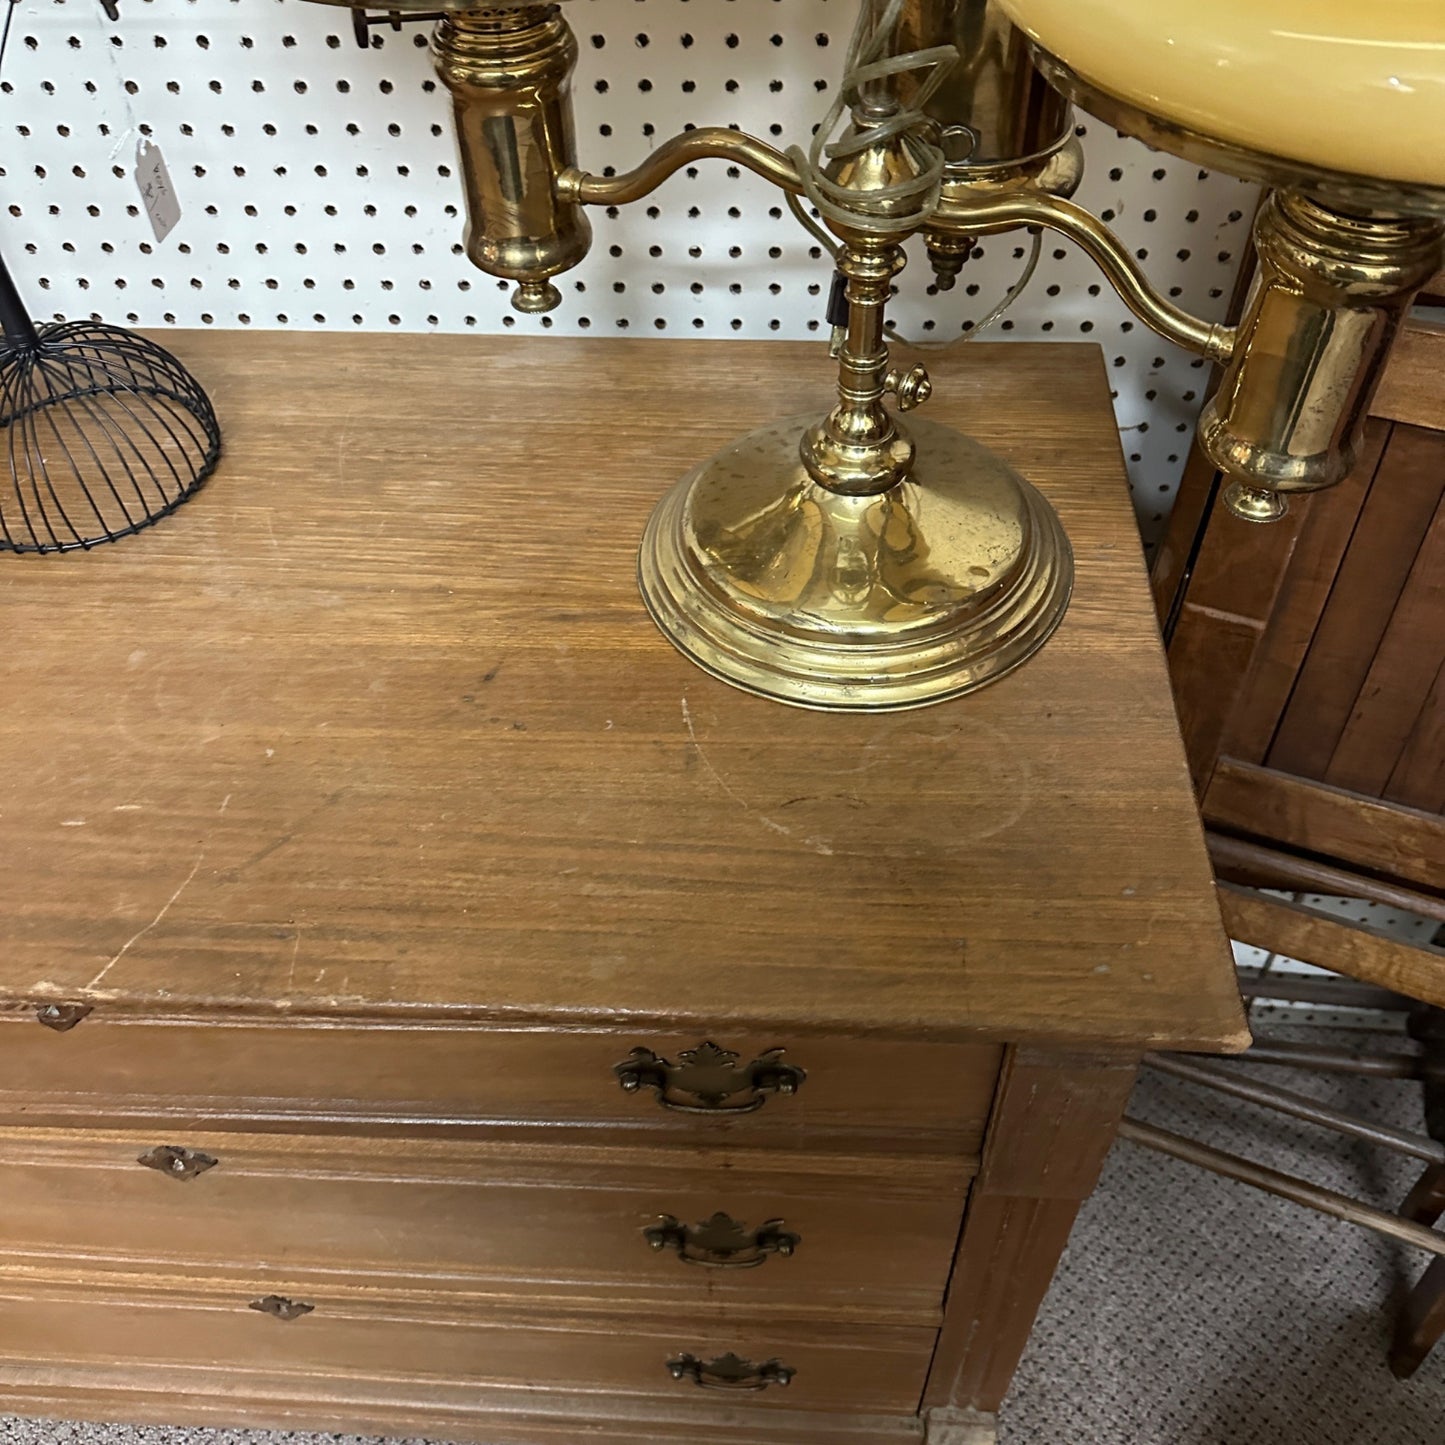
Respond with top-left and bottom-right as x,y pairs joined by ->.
1392,1256 -> 1445,1378
1391,1163 -> 1445,1376
1403,1162 -> 1445,1228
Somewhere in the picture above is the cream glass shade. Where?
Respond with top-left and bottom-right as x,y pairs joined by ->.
996,0 -> 1445,191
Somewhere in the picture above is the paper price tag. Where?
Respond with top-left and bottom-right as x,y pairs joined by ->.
134,139 -> 181,243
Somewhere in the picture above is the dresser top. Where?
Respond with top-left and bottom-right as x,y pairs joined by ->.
2,333 -> 1245,1052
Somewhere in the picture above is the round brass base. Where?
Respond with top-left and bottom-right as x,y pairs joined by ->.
638,415 -> 1074,711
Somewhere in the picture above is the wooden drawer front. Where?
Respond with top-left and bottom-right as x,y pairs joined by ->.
0,1019 -> 1000,1147
0,1129 -> 967,1324
0,1284 -> 935,1416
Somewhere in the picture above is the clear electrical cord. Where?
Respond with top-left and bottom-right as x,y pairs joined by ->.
885,228 -> 1044,350
0,2 -> 19,72
786,0 -> 957,239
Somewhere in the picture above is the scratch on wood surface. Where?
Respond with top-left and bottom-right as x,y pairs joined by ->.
86,850 -> 205,990
335,398 -> 358,486
680,698 -> 832,855
223,831 -> 295,880
220,793 -> 232,813
286,929 -> 302,991
681,697 -> 763,811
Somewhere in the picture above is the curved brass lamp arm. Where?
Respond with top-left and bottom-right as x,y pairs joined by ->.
557,128 -> 805,209
561,131 -> 1234,366
932,192 -> 1236,363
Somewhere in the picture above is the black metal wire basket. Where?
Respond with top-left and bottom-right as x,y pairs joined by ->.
0,249 -> 221,554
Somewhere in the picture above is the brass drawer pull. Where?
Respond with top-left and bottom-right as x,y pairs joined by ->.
646,1212 -> 800,1269
666,1352 -> 795,1392
137,1145 -> 218,1181
249,1295 -> 314,1322
614,1041 -> 805,1114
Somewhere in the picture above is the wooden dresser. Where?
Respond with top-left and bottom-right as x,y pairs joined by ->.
0,335 -> 1246,1445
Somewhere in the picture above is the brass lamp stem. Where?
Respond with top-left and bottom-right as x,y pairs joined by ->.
800,242 -> 921,496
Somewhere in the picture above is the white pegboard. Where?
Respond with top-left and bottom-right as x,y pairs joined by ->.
1,0 -> 1258,542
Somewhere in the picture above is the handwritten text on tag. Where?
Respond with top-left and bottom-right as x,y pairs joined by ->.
134,139 -> 181,243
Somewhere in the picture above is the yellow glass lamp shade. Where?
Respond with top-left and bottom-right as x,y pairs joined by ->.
996,0 -> 1445,207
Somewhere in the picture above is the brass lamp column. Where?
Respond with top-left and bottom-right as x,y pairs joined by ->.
801,241 -> 918,497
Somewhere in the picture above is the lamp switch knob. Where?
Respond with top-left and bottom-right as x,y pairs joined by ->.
885,363 -> 932,412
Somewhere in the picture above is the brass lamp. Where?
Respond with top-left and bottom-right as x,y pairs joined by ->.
311,0 -> 1445,709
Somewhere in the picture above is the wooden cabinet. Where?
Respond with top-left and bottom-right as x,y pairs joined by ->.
0,335 -> 1244,1444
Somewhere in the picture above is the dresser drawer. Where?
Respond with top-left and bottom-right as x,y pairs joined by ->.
0,1016 -> 1000,1147
0,1127 -> 968,1324
0,1281 -> 936,1417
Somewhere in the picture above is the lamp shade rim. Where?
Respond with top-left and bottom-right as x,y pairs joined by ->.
1027,44 -> 1445,218
996,0 -> 1445,204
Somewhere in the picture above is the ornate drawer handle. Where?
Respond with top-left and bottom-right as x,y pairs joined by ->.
137,1145 -> 218,1181
614,1041 -> 805,1114
249,1295 -> 314,1321
666,1352 -> 794,1392
646,1212 -> 800,1269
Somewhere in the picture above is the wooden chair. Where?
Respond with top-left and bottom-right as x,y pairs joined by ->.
1147,285 -> 1445,1377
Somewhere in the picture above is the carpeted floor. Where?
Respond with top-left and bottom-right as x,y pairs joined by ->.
1004,1042 -> 1444,1445
3,1032 -> 1441,1445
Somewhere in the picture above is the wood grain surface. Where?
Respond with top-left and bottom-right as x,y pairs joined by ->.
925,1047 -> 1138,1414
0,333 -> 1243,1052
1264,422 -> 1445,805
1376,319 -> 1445,430
1217,885 -> 1445,1010
1204,759 -> 1445,894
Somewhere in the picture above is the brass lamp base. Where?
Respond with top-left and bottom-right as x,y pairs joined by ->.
638,415 -> 1073,711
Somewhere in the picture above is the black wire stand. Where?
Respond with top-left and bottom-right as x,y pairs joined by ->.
0,248 -> 220,553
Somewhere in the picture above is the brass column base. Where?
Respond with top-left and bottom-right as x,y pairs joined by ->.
638,415 -> 1073,711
